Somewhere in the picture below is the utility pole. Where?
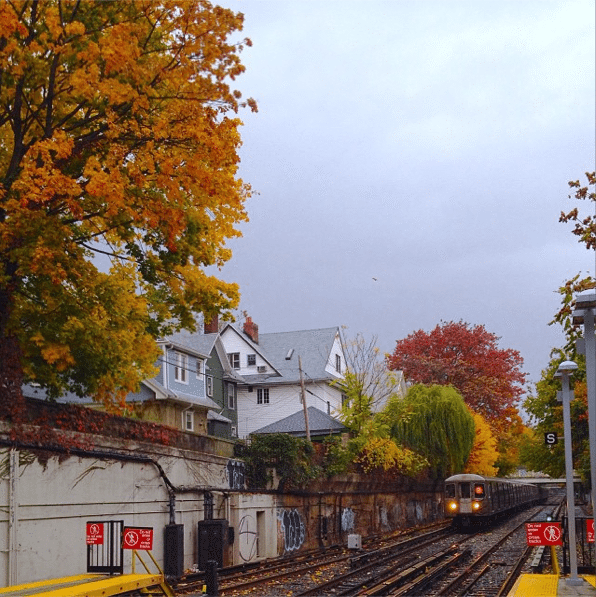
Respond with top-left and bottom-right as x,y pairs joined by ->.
298,356 -> 311,442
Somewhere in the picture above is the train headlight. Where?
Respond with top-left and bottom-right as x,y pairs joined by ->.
472,501 -> 481,511
448,501 -> 458,512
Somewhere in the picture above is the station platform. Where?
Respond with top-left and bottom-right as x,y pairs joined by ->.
0,572 -> 173,596
508,574 -> 596,596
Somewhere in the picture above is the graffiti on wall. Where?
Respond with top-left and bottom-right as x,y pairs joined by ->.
238,514 -> 258,562
277,509 -> 305,553
226,460 -> 245,490
341,507 -> 355,532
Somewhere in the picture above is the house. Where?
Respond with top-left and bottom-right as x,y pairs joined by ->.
218,316 -> 347,439
23,329 -> 235,438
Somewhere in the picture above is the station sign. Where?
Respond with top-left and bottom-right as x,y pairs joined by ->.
526,522 -> 562,546
122,527 -> 154,550
86,522 -> 104,545
544,432 -> 558,445
587,519 -> 594,543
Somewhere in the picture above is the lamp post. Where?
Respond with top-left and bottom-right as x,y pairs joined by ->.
572,290 -> 596,530
555,360 -> 580,584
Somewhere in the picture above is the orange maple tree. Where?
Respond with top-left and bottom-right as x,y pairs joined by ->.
387,321 -> 526,422
0,1 -> 255,409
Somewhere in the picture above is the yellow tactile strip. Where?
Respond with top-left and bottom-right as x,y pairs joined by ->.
508,574 -> 559,597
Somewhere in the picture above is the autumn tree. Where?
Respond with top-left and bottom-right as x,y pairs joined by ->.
464,410 -> 498,477
387,321 -> 526,422
522,171 -> 595,479
337,331 -> 405,434
384,384 -> 475,479
0,1 -> 256,409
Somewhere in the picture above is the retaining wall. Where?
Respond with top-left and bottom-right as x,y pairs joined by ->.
0,426 -> 443,586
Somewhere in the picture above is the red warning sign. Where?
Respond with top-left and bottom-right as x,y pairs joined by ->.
86,522 -> 104,545
587,519 -> 594,543
122,527 -> 154,551
526,522 -> 563,546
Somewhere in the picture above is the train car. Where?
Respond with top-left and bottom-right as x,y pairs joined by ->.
444,473 -> 545,528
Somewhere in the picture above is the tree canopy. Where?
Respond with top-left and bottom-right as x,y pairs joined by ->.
384,384 -> 475,479
387,320 -> 526,422
0,1 -> 255,408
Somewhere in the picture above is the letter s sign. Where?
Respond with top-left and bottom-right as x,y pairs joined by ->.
544,432 -> 558,445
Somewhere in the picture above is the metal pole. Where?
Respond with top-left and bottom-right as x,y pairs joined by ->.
583,309 -> 596,570
560,366 -> 581,583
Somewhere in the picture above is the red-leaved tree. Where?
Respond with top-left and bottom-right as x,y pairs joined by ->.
387,321 -> 526,422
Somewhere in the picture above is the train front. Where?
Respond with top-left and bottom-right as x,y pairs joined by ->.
444,474 -> 487,526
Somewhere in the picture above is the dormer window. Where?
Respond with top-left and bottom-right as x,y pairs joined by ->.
175,352 -> 188,383
247,353 -> 256,367
335,354 -> 341,373
196,359 -> 203,378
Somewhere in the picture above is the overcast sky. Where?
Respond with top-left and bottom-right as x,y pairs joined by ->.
214,0 -> 595,390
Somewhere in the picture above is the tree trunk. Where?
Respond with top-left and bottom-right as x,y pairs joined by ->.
0,286 -> 25,419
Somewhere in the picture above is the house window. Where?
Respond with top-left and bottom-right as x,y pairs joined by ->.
206,375 -> 213,397
335,354 -> 341,373
257,388 -> 269,405
231,425 -> 237,438
228,352 -> 240,369
196,359 -> 203,378
247,353 -> 256,367
341,394 -> 348,407
184,410 -> 194,432
175,352 -> 188,383
227,383 -> 236,410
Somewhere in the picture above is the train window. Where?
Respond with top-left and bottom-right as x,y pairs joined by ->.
474,483 -> 485,499
460,483 -> 471,498
446,484 -> 456,498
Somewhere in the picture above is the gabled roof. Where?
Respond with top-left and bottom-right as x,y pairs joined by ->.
257,327 -> 341,385
219,324 -> 280,375
162,329 -> 215,359
252,406 -> 346,437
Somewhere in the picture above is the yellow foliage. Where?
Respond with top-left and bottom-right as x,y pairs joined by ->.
357,437 -> 429,476
464,411 -> 499,476
0,1 -> 256,404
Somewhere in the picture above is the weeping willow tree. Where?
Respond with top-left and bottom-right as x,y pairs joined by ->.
384,384 -> 475,479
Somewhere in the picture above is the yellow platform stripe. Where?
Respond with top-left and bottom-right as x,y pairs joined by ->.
0,574 -> 164,597
583,575 -> 596,587
0,575 -> 105,595
508,573 -> 559,597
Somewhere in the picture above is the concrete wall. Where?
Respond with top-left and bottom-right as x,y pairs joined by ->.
0,429 -> 443,587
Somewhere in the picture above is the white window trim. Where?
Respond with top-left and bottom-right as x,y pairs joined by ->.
183,410 -> 194,432
206,375 -> 213,397
175,352 -> 188,384
196,359 -> 203,378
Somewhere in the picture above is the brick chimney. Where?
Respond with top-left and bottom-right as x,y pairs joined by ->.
243,316 -> 259,344
204,314 -> 219,334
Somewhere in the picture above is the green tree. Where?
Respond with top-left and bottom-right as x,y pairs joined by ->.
384,384 -> 475,479
522,171 -> 595,479
0,1 -> 255,410
236,433 -> 320,491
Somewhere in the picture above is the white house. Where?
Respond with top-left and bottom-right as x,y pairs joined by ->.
219,317 -> 346,438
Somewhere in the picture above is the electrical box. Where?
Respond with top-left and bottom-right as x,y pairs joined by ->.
347,534 -> 362,549
164,524 -> 184,578
198,519 -> 229,570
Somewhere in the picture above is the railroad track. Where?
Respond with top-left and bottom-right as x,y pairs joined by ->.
294,504 -> 554,597
172,521 -> 452,595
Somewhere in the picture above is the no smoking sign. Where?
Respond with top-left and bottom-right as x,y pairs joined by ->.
122,527 -> 154,551
526,522 -> 562,546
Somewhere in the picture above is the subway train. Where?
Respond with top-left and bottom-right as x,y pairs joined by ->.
444,473 -> 547,527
